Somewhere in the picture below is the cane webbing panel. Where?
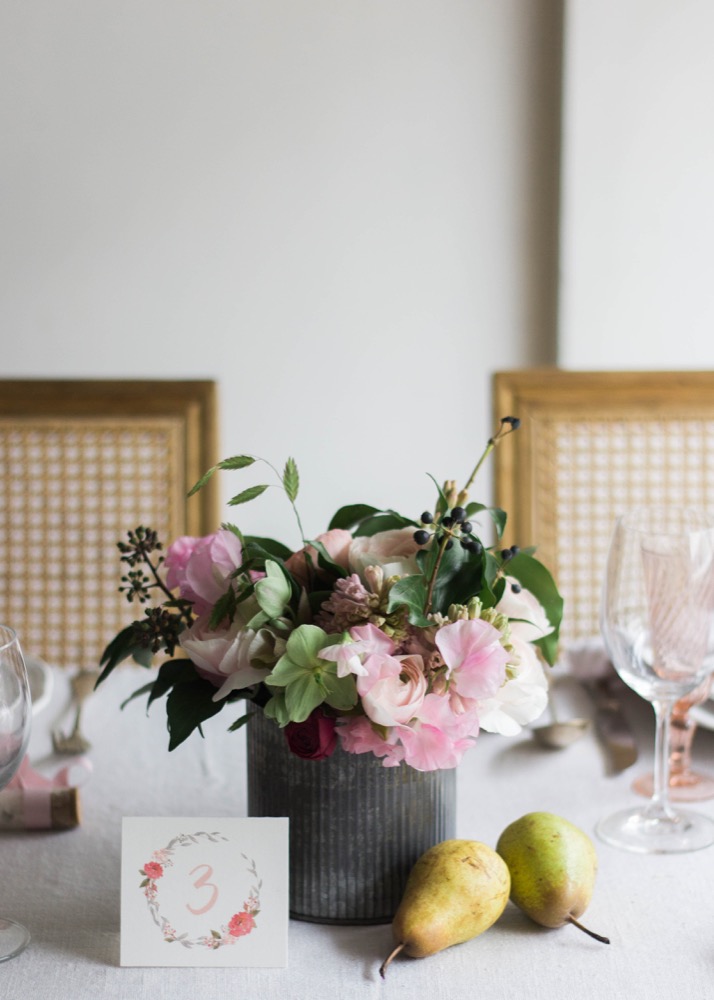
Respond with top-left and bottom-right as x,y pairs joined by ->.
0,418 -> 186,668
493,371 -> 714,647
0,379 -> 218,669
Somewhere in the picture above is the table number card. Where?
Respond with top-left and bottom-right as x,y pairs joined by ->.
120,817 -> 289,968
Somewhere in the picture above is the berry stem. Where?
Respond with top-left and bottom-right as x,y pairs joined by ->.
423,532 -> 452,615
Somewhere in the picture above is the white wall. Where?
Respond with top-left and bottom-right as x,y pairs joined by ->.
1,1 -> 561,540
559,0 -> 714,368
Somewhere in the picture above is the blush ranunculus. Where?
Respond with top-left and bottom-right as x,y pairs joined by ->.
164,529 -> 243,616
348,527 -> 421,580
284,709 -> 338,760
356,652 -> 427,727
284,529 -> 353,588
228,911 -> 255,937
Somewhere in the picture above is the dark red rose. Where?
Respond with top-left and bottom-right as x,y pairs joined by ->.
285,710 -> 338,760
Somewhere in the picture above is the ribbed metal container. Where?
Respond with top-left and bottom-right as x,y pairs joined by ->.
246,710 -> 456,924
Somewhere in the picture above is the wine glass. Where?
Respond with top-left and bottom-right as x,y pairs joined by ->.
597,506 -> 714,854
0,625 -> 32,961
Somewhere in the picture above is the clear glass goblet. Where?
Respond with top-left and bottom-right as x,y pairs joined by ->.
597,506 -> 714,854
0,625 -> 32,961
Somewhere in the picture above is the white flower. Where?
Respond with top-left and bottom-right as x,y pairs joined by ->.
477,637 -> 549,736
348,527 -> 421,581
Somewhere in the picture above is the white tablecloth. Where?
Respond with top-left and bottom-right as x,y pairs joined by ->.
3,666 -> 714,1000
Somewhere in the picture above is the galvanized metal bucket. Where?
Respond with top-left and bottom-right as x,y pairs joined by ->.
246,710 -> 456,924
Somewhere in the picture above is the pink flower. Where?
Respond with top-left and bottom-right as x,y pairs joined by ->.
397,694 -> 480,770
165,529 -> 243,616
179,613 -> 272,699
315,573 -> 375,632
435,618 -> 508,701
285,709 -> 338,760
348,527 -> 422,580
143,862 -> 164,880
337,716 -> 405,766
356,652 -> 428,727
318,623 -> 395,678
228,911 -> 255,937
284,529 -> 353,588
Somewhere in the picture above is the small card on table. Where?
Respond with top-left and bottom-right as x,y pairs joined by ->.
120,816 -> 289,967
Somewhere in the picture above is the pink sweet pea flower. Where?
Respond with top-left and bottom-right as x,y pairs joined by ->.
397,693 -> 480,771
317,623 -> 396,678
435,618 -> 508,700
165,529 -> 243,616
356,652 -> 428,727
284,529 -> 353,588
337,716 -> 405,766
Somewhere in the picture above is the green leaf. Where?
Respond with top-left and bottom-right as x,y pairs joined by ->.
227,711 -> 254,732
147,659 -> 199,708
433,548 -> 487,611
426,473 -> 450,516
187,465 -> 218,497
387,575 -> 430,626
97,623 -> 147,684
506,552 -> 563,665
244,535 -> 293,561
263,691 -> 290,727
465,502 -> 507,539
305,538 -> 348,578
120,681 -> 155,710
219,455 -> 256,471
328,504 -> 380,531
228,484 -> 269,506
282,457 -> 299,502
209,587 -> 238,629
166,679 -> 224,751
353,512 -> 417,537
254,560 -> 291,619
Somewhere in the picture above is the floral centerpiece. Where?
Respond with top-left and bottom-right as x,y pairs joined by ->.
98,417 -> 562,772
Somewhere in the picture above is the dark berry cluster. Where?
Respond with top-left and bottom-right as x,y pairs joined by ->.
132,606 -> 184,655
119,568 -> 153,603
118,526 -> 163,567
413,507 -> 482,554
500,545 -> 520,562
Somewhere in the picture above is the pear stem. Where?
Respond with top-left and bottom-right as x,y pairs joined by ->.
379,941 -> 406,978
567,915 -> 610,944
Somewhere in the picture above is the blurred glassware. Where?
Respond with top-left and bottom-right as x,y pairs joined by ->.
597,506 -> 714,854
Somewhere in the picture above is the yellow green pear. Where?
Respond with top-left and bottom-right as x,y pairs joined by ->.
379,839 -> 510,977
496,812 -> 609,944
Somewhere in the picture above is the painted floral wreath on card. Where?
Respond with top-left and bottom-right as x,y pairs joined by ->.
139,831 -> 261,949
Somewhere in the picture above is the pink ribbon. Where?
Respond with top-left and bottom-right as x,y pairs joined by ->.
6,754 -> 92,828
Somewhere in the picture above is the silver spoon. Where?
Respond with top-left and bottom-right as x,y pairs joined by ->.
52,668 -> 99,755
531,675 -> 590,749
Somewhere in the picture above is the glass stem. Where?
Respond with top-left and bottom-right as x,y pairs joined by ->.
648,698 -> 676,821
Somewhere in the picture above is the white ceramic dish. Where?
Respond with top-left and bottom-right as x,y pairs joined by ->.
25,656 -> 54,715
